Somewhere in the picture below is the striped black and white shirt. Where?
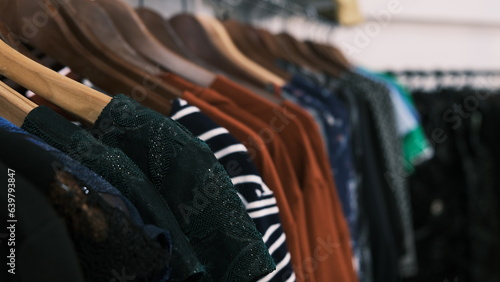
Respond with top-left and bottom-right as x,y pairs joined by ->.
170,98 -> 296,282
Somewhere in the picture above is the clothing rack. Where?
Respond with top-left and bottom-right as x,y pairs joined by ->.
384,70 -> 500,77
382,70 -> 500,91
136,0 -> 191,13
198,0 -> 340,44
206,0 -> 338,25
133,0 -> 339,43
5,1 -> 498,281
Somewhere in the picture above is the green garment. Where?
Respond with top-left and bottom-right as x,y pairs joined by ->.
377,73 -> 433,173
90,95 -> 275,282
22,106 -> 205,281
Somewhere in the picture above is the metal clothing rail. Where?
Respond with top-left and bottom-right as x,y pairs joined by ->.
133,0 -> 187,13
383,70 -> 500,77
382,70 -> 500,91
134,0 -> 338,38
206,0 -> 338,25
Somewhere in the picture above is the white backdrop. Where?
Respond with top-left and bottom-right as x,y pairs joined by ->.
329,0 -> 500,71
125,0 -> 500,71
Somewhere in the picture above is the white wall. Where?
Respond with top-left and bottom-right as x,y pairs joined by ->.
330,0 -> 500,71
359,0 -> 500,26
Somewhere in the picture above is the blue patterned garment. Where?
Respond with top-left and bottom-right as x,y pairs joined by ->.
0,115 -> 172,281
282,75 -> 365,281
0,117 -> 171,246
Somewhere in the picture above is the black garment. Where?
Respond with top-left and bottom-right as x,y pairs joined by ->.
406,89 -> 500,282
0,116 -> 171,255
342,81 -> 400,282
0,160 -> 85,282
0,124 -> 169,281
21,106 -> 204,281
349,72 -> 416,273
339,76 -> 374,282
90,95 -> 275,282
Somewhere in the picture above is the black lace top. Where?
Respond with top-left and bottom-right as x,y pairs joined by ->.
91,95 -> 276,281
0,123 -> 169,281
0,159 -> 85,282
21,107 -> 204,281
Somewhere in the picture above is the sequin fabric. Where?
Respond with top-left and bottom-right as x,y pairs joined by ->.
21,106 -> 204,281
90,95 -> 275,282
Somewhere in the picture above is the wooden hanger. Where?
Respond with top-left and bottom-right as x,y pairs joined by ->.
258,16 -> 320,72
233,21 -> 349,78
0,0 -> 172,115
94,0 -> 216,87
195,15 -> 285,87
0,40 -> 111,124
254,27 -> 320,77
135,7 -> 186,57
218,10 -> 350,76
135,10 -> 282,103
1,19 -> 97,115
251,27 -> 321,75
222,20 -> 291,80
0,20 -> 39,94
183,17 -> 287,102
0,81 -> 36,127
254,28 -> 286,60
305,40 -> 351,72
135,7 -> 277,96
0,0 -> 132,95
135,7 -> 232,76
276,32 -> 344,77
272,33 -> 319,72
224,21 -> 295,76
57,0 -> 183,99
169,14 -> 267,87
0,21 -> 35,60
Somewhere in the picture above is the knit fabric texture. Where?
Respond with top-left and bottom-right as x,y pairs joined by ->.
0,121 -> 169,281
21,106 -> 204,282
0,117 -> 171,249
90,94 -> 275,282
